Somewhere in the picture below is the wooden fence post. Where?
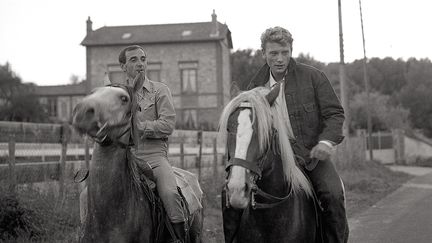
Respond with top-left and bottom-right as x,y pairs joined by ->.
180,139 -> 185,169
8,135 -> 16,193
197,131 -> 203,183
59,124 -> 69,198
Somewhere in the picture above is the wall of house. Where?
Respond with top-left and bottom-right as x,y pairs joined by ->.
87,41 -> 231,130
404,136 -> 432,163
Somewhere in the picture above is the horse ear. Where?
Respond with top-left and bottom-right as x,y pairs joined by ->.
103,72 -> 112,85
230,81 -> 241,98
132,72 -> 145,93
265,82 -> 281,106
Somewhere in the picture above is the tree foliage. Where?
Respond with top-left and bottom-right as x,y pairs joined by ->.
230,49 -> 264,90
350,91 -> 410,132
230,49 -> 432,137
0,63 -> 49,122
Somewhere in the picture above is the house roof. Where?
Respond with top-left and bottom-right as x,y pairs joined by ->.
33,82 -> 87,96
81,21 -> 233,48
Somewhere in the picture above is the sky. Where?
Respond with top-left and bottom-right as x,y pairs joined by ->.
0,0 -> 431,86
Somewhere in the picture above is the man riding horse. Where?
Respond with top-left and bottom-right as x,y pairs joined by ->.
118,45 -> 187,243
226,26 -> 349,242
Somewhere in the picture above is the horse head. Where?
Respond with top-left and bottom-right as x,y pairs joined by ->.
219,86 -> 312,210
72,73 -> 144,147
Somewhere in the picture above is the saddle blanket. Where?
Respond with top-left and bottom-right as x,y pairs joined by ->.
173,167 -> 203,215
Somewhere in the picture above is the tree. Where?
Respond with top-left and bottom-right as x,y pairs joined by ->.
295,53 -> 325,70
0,63 -> 49,122
350,91 -> 410,132
230,49 -> 264,90
398,58 -> 432,137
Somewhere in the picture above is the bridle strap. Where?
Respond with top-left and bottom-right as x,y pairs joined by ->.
226,158 -> 262,178
251,183 -> 293,209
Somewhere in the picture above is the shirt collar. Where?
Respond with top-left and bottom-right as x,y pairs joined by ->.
127,76 -> 151,92
268,72 -> 278,88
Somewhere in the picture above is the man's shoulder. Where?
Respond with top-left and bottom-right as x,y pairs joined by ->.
148,79 -> 170,91
295,62 -> 324,74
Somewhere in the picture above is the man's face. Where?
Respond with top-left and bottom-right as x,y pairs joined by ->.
121,48 -> 147,80
262,41 -> 292,78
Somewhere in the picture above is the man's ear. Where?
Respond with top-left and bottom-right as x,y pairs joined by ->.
120,63 -> 126,72
103,72 -> 111,85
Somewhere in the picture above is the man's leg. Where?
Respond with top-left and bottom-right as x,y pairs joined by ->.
305,159 -> 349,243
149,156 -> 186,242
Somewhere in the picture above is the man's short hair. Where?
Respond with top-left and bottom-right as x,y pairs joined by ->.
260,26 -> 293,50
118,45 -> 146,64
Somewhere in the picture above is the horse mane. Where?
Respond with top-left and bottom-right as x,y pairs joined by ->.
219,87 -> 312,197
219,87 -> 273,155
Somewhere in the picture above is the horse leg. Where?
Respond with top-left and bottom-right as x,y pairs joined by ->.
80,185 -> 88,225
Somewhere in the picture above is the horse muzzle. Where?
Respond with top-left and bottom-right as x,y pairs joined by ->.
226,182 -> 250,209
72,102 -> 101,136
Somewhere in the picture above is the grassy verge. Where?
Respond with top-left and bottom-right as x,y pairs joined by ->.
1,160 -> 414,242
336,160 -> 413,217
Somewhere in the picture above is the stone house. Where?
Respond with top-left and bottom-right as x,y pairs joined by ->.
81,11 -> 233,130
33,82 -> 86,123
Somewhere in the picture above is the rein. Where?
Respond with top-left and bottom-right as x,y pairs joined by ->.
226,129 -> 297,210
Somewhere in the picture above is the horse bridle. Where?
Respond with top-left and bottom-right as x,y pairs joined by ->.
225,119 -> 295,210
87,84 -> 137,148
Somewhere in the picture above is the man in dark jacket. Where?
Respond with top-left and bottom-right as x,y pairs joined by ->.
247,26 -> 349,243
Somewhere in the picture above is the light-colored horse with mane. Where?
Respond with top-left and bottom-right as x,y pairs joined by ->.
72,76 -> 203,243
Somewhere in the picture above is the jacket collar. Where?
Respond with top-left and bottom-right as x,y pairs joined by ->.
247,58 -> 297,89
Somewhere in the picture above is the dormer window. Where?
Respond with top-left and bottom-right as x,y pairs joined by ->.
181,30 -> 192,37
122,33 -> 132,39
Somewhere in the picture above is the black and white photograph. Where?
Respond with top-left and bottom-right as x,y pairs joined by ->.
1,0 -> 431,242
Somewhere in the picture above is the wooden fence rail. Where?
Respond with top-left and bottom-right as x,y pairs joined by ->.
0,121 -> 226,196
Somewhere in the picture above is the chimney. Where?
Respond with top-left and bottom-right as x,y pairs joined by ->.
86,16 -> 93,35
210,10 -> 219,37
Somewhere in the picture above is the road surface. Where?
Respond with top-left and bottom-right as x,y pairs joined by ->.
349,166 -> 432,243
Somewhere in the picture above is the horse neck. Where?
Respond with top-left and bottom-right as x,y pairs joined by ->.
89,143 -> 132,204
86,143 -> 153,241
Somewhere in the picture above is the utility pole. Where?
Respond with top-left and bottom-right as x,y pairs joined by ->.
338,0 -> 350,139
359,0 -> 374,160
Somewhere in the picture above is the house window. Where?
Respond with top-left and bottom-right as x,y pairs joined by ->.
108,65 -> 126,84
181,69 -> 197,94
48,97 -> 57,117
147,70 -> 161,82
147,62 -> 162,82
179,61 -> 198,94
182,109 -> 198,129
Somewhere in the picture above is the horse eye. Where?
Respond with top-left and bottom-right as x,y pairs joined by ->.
120,95 -> 129,103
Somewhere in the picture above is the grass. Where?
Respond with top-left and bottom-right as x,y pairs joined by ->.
337,160 -> 413,217
0,158 -> 414,242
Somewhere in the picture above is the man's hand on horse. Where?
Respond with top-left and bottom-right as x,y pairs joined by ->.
310,142 -> 333,161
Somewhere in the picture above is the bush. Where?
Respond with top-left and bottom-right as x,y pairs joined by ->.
0,182 -> 80,242
0,191 -> 45,241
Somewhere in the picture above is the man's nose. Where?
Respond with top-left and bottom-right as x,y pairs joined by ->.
276,53 -> 284,62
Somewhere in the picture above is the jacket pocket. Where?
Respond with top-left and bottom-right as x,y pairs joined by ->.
303,102 -> 318,128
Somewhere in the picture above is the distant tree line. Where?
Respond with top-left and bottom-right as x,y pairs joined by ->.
0,63 -> 49,122
231,49 -> 432,137
2,53 -> 432,137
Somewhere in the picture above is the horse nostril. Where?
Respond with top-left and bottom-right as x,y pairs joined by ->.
86,107 -> 95,116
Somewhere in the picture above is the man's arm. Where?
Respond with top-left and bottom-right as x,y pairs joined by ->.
138,86 -> 176,138
315,71 -> 345,145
